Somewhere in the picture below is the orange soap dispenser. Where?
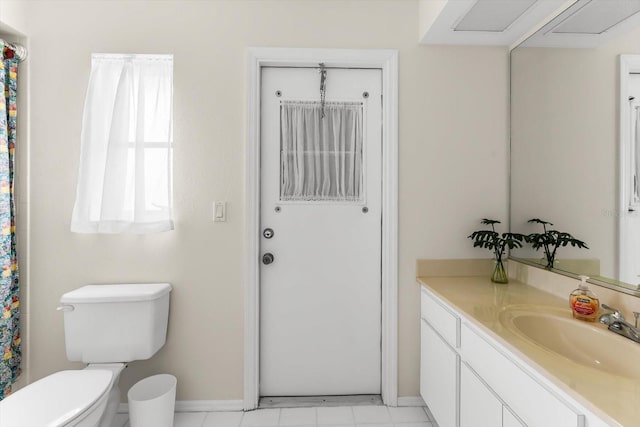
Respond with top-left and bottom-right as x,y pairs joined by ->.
570,275 -> 600,322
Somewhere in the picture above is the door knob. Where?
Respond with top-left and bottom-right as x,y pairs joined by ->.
262,253 -> 274,265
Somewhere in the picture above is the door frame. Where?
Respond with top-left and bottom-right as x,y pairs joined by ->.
244,47 -> 398,410
618,54 -> 640,283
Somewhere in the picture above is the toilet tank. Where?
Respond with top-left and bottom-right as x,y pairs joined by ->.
59,283 -> 172,363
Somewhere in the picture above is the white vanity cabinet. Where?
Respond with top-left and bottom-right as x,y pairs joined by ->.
420,319 -> 458,427
503,408 -> 526,427
460,323 -> 584,426
459,362 -> 503,427
459,361 -> 526,427
419,278 -> 461,426
420,286 -> 591,427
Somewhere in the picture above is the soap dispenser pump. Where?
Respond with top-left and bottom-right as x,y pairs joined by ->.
570,275 -> 600,322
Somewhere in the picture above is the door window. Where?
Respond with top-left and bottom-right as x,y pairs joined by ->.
280,100 -> 364,202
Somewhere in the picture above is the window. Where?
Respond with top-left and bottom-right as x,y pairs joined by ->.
280,100 -> 364,202
71,54 -> 173,233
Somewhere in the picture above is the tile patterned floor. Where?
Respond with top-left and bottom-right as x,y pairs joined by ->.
111,405 -> 434,427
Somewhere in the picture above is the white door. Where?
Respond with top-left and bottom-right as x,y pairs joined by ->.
259,66 -> 382,396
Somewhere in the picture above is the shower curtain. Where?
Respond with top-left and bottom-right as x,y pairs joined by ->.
0,42 -> 20,400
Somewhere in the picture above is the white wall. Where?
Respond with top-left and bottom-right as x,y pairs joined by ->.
1,0 -> 509,400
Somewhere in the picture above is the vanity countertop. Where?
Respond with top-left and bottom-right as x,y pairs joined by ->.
418,276 -> 640,427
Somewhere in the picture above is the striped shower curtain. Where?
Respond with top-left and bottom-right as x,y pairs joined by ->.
0,43 -> 20,400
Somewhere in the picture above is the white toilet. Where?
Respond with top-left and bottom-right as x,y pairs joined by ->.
0,282 -> 172,427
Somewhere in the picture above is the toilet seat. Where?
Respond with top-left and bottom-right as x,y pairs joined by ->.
0,369 -> 113,427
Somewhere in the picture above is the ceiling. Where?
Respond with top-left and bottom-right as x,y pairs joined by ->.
419,0 -> 640,48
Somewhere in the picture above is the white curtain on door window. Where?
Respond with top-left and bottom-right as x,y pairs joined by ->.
71,54 -> 173,233
280,101 -> 363,201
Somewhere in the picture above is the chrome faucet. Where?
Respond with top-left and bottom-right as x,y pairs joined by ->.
598,304 -> 640,344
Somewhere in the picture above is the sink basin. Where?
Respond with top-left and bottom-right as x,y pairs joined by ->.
499,306 -> 640,379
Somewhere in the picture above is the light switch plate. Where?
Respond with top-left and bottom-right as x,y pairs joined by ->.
213,201 -> 226,222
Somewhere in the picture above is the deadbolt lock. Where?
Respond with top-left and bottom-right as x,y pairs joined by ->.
263,228 -> 274,239
262,253 -> 274,265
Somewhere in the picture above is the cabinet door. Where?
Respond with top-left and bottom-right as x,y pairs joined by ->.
421,319 -> 458,427
460,362 -> 502,427
503,407 -> 526,427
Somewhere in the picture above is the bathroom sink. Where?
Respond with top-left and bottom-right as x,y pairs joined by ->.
499,306 -> 640,380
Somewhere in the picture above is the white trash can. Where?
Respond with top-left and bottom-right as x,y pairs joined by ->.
128,374 -> 177,427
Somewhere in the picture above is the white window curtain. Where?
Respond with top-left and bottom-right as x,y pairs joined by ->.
280,101 -> 363,202
71,54 -> 173,233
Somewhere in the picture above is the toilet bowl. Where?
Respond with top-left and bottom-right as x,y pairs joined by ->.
0,283 -> 172,427
0,366 -> 121,427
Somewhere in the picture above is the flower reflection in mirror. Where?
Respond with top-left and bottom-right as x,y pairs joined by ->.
526,219 -> 589,269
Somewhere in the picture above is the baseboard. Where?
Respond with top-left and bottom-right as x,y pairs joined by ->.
396,396 -> 426,407
117,397 -> 423,413
118,400 -> 244,413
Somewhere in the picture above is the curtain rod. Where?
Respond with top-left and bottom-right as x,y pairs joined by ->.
0,39 -> 26,62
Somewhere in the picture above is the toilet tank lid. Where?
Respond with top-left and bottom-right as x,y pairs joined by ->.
60,283 -> 172,303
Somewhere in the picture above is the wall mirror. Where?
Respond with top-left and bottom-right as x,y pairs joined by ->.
510,0 -> 640,295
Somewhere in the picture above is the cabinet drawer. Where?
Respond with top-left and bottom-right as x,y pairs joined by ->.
461,324 -> 584,427
420,288 -> 459,347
